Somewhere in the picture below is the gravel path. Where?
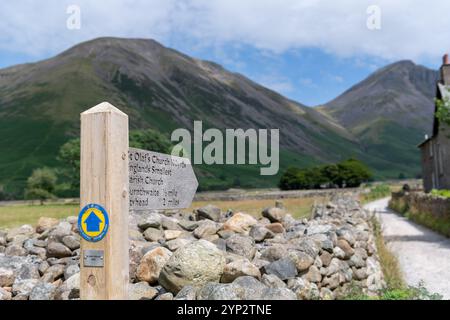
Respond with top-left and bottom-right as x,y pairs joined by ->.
364,198 -> 450,299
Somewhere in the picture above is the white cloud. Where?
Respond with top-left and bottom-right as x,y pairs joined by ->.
257,74 -> 295,95
1,0 -> 450,63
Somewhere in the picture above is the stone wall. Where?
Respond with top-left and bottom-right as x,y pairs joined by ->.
1,194 -> 384,300
389,191 -> 450,237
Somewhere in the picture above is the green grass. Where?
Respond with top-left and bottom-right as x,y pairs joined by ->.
431,189 -> 450,198
360,184 -> 392,204
0,204 -> 78,229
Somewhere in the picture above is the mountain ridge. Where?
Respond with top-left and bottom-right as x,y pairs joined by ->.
0,37 -> 438,196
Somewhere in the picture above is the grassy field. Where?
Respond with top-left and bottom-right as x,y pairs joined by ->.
0,204 -> 79,229
0,196 -> 327,230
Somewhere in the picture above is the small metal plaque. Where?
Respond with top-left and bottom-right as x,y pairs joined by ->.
83,249 -> 104,267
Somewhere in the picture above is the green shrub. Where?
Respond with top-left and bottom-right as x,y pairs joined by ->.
431,189 -> 450,198
362,184 -> 391,203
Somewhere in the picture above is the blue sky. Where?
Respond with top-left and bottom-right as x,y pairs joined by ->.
1,1 -> 448,105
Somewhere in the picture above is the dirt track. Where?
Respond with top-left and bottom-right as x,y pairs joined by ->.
364,198 -> 450,299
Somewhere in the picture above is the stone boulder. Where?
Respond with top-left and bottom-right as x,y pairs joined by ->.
222,213 -> 258,234
36,217 -> 59,234
196,205 -> 221,222
158,240 -> 226,293
221,259 -> 261,283
136,247 -> 172,284
262,207 -> 286,223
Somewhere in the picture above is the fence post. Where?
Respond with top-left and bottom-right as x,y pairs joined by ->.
79,102 -> 129,299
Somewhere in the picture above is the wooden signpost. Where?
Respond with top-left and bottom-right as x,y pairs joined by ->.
79,102 -> 198,300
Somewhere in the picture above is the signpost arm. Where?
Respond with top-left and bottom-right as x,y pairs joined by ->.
80,102 -> 129,300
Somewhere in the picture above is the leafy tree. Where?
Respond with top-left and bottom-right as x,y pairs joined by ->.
24,168 -> 57,204
57,138 -> 80,193
278,158 -> 372,190
435,97 -> 450,127
279,167 -> 302,190
129,129 -> 173,154
55,129 -> 173,195
336,158 -> 372,187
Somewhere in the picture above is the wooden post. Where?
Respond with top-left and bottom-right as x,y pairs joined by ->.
80,102 -> 129,300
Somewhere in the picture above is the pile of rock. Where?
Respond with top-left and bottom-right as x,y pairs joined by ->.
0,194 -> 385,300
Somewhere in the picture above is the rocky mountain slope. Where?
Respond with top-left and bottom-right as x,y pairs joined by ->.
0,37 -> 439,195
0,37 -> 363,195
318,61 -> 439,177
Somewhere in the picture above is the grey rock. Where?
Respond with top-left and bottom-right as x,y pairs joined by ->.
249,225 -> 274,242
226,234 -> 256,260
29,282 -> 56,300
161,216 -> 182,230
290,238 -> 320,258
322,273 -> 340,290
0,267 -> 15,287
333,246 -> 346,259
164,238 -> 192,251
5,244 -> 27,256
221,259 -> 261,283
178,220 -> 199,231
260,244 -> 288,262
197,282 -> 243,300
54,273 -> 79,300
6,225 -> 34,242
262,207 -> 286,223
143,227 -> 163,242
16,263 -> 40,281
64,264 -> 80,280
137,213 -> 162,230
261,274 -> 287,288
306,224 -> 334,235
263,258 -> 297,280
47,242 -> 72,258
12,278 -> 39,296
336,228 -> 356,245
288,251 -> 314,272
196,205 -> 221,222
320,287 -> 335,300
159,240 -> 226,294
193,220 -> 219,239
232,276 -> 268,300
50,221 -> 72,240
0,287 -> 12,300
129,282 -> 158,300
42,264 -> 65,282
62,235 -> 80,250
38,261 -> 50,276
155,292 -> 173,300
261,287 -> 296,300
174,285 -> 197,300
28,246 -> 47,259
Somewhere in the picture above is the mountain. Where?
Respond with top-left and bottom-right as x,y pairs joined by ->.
0,37 -> 364,196
318,60 -> 439,179
0,38 -> 439,197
